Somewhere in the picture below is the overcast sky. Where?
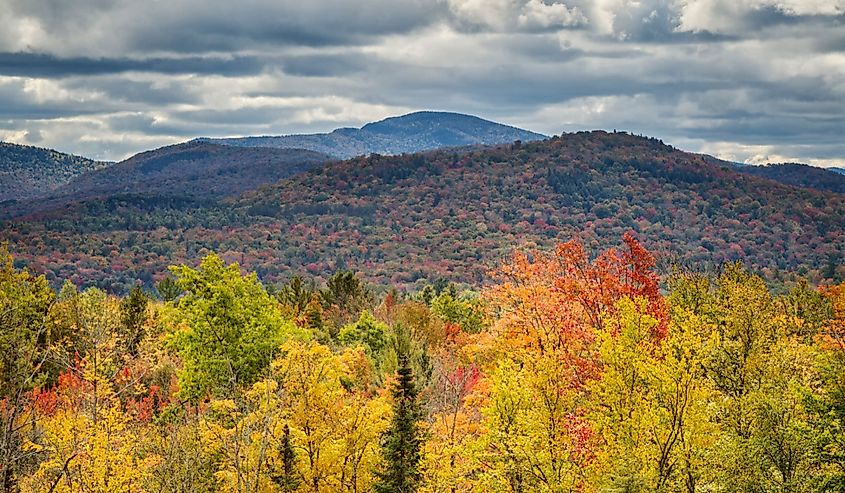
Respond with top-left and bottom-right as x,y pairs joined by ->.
0,0 -> 843,166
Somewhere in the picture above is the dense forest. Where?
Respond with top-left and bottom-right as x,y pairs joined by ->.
736,163 -> 845,195
4,132 -> 843,294
0,143 -> 110,202
2,234 -> 844,493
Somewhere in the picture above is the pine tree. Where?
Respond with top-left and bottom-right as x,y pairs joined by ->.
374,353 -> 424,493
119,285 -> 148,355
272,423 -> 300,492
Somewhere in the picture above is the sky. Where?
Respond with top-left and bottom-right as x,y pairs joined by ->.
0,0 -> 843,167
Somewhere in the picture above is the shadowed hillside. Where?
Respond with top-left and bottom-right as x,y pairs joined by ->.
0,142 -> 111,202
736,162 -> 845,194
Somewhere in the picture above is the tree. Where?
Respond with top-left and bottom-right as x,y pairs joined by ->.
19,369 -> 157,493
375,351 -> 424,493
155,276 -> 182,302
203,341 -> 388,493
278,276 -> 324,333
272,423 -> 300,492
587,297 -> 716,493
321,271 -> 374,334
338,311 -> 390,376
669,264 -> 827,491
168,254 -> 306,401
119,285 -> 149,356
0,245 -> 55,492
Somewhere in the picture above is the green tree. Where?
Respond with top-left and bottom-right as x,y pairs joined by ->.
119,285 -> 149,355
321,271 -> 374,334
375,350 -> 424,493
0,246 -> 55,492
338,311 -> 389,374
430,291 -> 486,334
155,276 -> 182,302
169,254 -> 306,401
271,423 -> 300,492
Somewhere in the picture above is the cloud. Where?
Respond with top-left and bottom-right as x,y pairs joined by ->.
444,0 -> 587,31
0,52 -> 267,78
0,0 -> 841,167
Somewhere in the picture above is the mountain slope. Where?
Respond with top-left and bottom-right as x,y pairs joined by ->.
200,111 -> 547,158
3,132 -> 843,292
735,162 -> 845,194
2,141 -> 332,218
0,142 -> 110,202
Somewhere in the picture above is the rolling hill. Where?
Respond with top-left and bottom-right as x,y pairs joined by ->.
2,141 -> 332,218
0,142 -> 111,202
736,162 -> 845,194
199,111 -> 547,158
3,131 -> 843,293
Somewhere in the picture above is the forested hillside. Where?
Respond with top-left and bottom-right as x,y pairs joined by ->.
2,237 -> 844,492
3,131 -> 842,293
2,142 -> 332,218
736,162 -> 845,194
0,142 -> 110,202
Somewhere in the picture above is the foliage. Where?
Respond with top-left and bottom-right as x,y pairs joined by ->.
0,237 -> 843,493
168,254 -> 305,401
5,132 -> 845,293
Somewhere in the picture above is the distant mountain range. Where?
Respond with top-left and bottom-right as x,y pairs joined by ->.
2,111 -> 546,216
4,131 -> 842,292
0,142 -> 111,202
197,111 -> 547,158
3,112 -> 843,216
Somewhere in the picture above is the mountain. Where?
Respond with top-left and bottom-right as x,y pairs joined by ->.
831,167 -> 845,176
735,162 -> 845,194
2,141 -> 332,218
0,142 -> 110,202
199,111 -> 547,158
3,131 -> 843,292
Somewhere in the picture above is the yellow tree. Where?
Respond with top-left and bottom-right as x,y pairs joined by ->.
202,341 -> 389,493
20,367 -> 159,492
587,298 -> 716,493
421,335 -> 484,493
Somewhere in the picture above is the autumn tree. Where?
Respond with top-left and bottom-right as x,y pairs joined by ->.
0,246 -> 55,492
669,264 -> 827,491
321,271 -> 374,335
587,298 -> 716,492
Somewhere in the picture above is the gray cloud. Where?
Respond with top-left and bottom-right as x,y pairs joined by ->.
0,0 -> 842,167
0,52 -> 267,77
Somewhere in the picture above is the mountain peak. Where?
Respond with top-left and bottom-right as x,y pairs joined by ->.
201,111 -> 546,159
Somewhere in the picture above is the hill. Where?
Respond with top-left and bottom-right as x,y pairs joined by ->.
2,141 -> 332,218
0,142 -> 110,202
199,111 -> 547,158
736,162 -> 845,194
2,131 -> 843,292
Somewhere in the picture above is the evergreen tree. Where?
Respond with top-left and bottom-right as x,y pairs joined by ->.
119,285 -> 148,355
272,423 -> 300,492
375,351 -> 424,493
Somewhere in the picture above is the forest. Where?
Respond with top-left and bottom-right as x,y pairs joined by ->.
2,233 -> 844,493
5,132 -> 844,294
